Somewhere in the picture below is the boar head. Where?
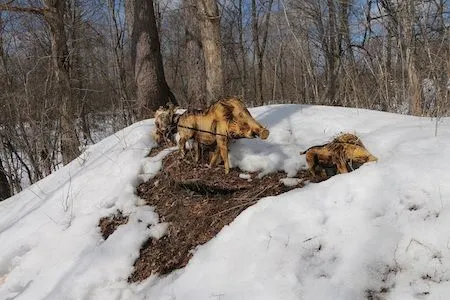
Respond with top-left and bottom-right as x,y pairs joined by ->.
225,98 -> 269,140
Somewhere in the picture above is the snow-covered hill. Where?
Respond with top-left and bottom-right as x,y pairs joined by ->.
1,105 -> 450,300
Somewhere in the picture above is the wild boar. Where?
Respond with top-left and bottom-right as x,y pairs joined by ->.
177,97 -> 269,174
152,103 -> 179,145
301,133 -> 377,178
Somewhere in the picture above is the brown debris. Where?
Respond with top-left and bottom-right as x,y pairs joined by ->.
128,150 -> 311,282
98,210 -> 129,239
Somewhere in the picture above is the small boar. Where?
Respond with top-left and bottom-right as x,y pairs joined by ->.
301,133 -> 377,178
177,97 -> 269,174
152,103 -> 179,145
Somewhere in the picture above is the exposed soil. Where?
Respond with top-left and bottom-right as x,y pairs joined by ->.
97,144 -> 329,282
127,147 -> 319,282
99,210 -> 129,239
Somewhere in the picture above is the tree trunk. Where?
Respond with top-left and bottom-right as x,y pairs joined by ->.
42,0 -> 80,165
0,12 -> 11,88
126,0 -> 177,119
386,26 -> 392,73
184,0 -> 206,108
238,0 -> 247,98
196,0 -> 224,105
326,0 -> 339,104
338,0 -> 352,62
0,157 -> 11,201
68,0 -> 93,143
251,0 -> 259,104
402,0 -> 422,116
252,0 -> 273,105
107,0 -> 133,124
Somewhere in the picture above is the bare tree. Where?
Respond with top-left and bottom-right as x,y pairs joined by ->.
0,156 -> 10,201
0,0 -> 81,165
125,0 -> 177,119
0,11 -> 10,87
183,0 -> 206,108
402,0 -> 422,115
196,0 -> 224,105
325,0 -> 339,104
0,0 -> 449,199
252,0 -> 273,105
107,0 -> 133,124
339,0 -> 352,62
237,0 -> 247,98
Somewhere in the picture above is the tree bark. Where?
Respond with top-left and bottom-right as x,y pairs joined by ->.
252,0 -> 273,105
251,0 -> 259,104
238,0 -> 247,98
126,0 -> 177,119
338,0 -> 352,62
0,12 -> 11,88
42,0 -> 80,165
68,0 -> 93,143
196,0 -> 224,105
402,0 -> 422,116
0,157 -> 11,201
326,0 -> 339,104
184,0 -> 206,108
107,0 -> 133,124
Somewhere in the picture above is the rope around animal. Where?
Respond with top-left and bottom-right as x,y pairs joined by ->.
177,124 -> 229,137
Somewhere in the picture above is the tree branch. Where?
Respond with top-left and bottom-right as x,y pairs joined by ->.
0,4 -> 45,15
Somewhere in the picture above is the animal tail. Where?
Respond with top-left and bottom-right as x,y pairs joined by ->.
300,143 -> 326,155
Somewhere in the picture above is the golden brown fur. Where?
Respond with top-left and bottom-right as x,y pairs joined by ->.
332,133 -> 364,147
177,97 -> 269,174
301,133 -> 377,177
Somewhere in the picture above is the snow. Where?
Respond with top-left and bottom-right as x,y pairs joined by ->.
1,104 -> 450,299
239,173 -> 252,180
280,177 -> 302,187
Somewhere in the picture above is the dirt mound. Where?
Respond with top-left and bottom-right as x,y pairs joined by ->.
128,149 -> 314,282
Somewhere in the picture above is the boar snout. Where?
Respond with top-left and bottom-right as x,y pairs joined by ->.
368,154 -> 378,162
259,128 -> 269,140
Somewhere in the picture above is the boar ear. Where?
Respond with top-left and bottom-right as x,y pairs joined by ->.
222,102 -> 234,121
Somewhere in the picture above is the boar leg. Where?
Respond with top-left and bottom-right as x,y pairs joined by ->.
178,136 -> 187,159
193,140 -> 199,163
334,156 -> 349,174
336,163 -> 349,174
305,151 -> 317,177
217,137 -> 230,174
209,147 -> 220,167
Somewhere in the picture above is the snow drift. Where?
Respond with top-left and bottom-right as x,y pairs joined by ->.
1,104 -> 450,300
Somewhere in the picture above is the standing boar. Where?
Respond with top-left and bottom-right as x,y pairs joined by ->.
177,97 -> 269,174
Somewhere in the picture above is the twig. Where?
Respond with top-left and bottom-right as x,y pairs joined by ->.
209,183 -> 276,217
302,236 -> 318,243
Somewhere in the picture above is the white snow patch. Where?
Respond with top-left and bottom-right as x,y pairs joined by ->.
239,173 -> 251,180
138,147 -> 176,182
280,177 -> 302,187
149,222 -> 169,240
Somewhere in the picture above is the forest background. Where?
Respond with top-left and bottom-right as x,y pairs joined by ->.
0,0 -> 448,199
